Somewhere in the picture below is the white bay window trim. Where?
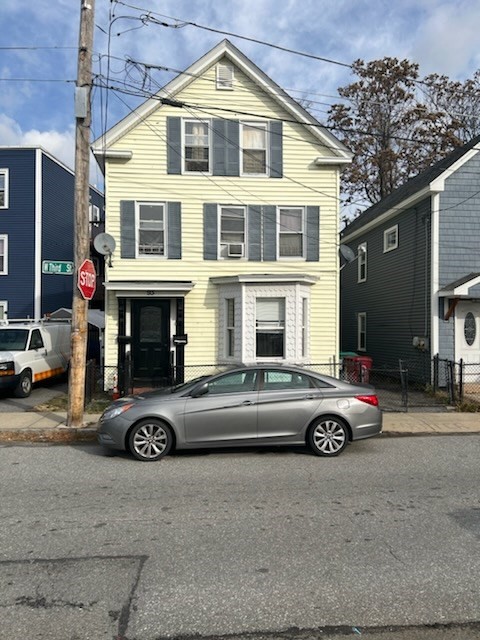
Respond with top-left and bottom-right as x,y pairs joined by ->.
357,242 -> 367,282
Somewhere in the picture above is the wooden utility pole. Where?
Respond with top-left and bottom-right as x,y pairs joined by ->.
67,0 -> 96,427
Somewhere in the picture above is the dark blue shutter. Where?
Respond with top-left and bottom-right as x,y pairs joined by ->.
120,200 -> 135,258
203,203 -> 218,260
248,205 -> 261,261
167,202 -> 181,259
167,117 -> 182,174
212,119 -> 239,176
269,120 -> 283,178
262,205 -> 277,261
306,206 -> 320,261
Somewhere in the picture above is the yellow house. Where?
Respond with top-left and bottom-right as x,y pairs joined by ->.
92,40 -> 352,388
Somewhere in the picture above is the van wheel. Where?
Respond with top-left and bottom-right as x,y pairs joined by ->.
14,370 -> 32,398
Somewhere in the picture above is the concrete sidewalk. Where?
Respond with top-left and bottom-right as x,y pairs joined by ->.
0,410 -> 478,444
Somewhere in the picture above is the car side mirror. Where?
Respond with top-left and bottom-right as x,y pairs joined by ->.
191,382 -> 209,398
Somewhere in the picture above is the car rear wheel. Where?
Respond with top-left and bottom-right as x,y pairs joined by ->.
308,416 -> 348,456
14,370 -> 32,398
128,419 -> 173,461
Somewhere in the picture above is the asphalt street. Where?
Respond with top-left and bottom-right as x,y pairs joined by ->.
1,436 -> 479,639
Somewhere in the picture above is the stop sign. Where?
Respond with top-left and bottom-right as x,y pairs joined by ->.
77,258 -> 96,300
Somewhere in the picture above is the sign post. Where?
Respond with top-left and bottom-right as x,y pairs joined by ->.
77,258 -> 96,300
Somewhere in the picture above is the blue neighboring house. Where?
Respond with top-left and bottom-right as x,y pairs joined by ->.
0,147 -> 104,321
340,135 -> 480,382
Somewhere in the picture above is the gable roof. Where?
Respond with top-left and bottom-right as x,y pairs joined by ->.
341,134 -> 480,241
92,39 -> 351,162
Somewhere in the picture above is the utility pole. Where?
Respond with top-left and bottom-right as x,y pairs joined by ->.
67,0 -> 96,427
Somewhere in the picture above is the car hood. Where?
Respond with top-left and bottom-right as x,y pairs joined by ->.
0,351 -> 16,362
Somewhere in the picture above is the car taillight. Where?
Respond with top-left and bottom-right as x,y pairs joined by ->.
355,394 -> 379,407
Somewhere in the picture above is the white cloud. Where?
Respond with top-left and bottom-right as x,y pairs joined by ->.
0,114 -> 75,168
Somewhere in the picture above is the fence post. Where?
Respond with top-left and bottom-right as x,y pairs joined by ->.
399,359 -> 408,412
447,360 -> 455,403
432,354 -> 438,392
459,358 -> 464,401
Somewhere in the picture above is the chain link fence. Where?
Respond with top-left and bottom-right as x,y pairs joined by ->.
84,356 -> 479,411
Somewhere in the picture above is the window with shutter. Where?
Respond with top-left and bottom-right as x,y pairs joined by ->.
241,123 -> 267,175
136,203 -> 166,257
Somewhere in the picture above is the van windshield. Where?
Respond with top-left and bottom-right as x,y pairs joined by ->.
0,329 -> 29,351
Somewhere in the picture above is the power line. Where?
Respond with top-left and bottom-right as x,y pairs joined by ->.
112,0 -> 352,69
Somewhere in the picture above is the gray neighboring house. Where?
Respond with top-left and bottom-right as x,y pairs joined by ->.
340,135 -> 480,382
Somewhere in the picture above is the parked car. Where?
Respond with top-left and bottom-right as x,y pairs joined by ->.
98,365 -> 382,461
0,319 -> 70,398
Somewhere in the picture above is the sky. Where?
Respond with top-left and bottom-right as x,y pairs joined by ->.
1,0 -> 480,189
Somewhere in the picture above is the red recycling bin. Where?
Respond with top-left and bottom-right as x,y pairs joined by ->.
343,355 -> 373,383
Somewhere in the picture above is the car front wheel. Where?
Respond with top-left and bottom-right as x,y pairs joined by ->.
308,416 -> 348,457
128,419 -> 173,461
14,370 -> 32,398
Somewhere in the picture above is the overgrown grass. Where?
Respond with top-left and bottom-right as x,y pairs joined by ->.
35,394 -> 112,414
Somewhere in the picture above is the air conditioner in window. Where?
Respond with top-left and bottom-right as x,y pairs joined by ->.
227,243 -> 244,257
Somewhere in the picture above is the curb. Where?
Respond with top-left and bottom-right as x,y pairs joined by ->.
1,429 -> 479,445
0,427 -> 98,444
380,430 -> 480,437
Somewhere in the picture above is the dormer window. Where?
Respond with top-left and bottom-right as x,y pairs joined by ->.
216,63 -> 234,90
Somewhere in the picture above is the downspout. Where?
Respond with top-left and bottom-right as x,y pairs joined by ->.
34,149 -> 42,320
430,193 -> 440,357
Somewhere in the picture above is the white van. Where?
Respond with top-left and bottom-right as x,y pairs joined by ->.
0,320 -> 71,398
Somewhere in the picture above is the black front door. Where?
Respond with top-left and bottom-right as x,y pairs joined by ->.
132,299 -> 170,383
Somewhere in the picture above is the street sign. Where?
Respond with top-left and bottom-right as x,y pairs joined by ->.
77,258 -> 96,300
42,260 -> 74,275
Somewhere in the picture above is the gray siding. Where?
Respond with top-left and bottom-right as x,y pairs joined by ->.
341,198 -> 431,377
438,152 -> 480,360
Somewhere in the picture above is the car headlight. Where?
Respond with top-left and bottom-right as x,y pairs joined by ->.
0,361 -> 15,375
101,402 -> 135,421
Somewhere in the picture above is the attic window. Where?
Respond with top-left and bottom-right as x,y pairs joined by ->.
216,63 -> 234,90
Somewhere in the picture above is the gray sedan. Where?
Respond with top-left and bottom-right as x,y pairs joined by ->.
97,365 -> 382,461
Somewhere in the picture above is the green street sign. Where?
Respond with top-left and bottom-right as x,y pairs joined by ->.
42,260 -> 74,275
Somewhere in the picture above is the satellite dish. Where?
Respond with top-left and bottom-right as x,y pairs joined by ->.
339,244 -> 356,263
94,233 -> 116,267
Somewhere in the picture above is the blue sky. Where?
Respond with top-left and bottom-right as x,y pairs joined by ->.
1,0 -> 480,188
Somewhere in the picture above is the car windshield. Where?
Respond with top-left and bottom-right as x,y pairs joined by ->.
0,329 -> 29,351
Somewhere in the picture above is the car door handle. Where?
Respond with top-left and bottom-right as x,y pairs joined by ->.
242,400 -> 254,405
304,394 -> 318,400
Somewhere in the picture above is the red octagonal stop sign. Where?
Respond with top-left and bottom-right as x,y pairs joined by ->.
77,258 -> 97,300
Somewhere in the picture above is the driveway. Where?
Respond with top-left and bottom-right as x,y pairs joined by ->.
0,381 -> 67,412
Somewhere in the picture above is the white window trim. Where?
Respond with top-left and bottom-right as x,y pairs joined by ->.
301,297 -> 309,358
182,118 -> 211,175
216,62 -> 234,90
357,312 -> 367,352
383,224 -> 398,253
357,242 -> 367,283
277,206 -> 306,260
225,298 -> 235,358
255,297 -> 286,360
0,300 -> 7,321
0,169 -> 9,209
135,201 -> 167,259
218,205 -> 247,260
240,121 -> 269,177
0,235 -> 8,275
